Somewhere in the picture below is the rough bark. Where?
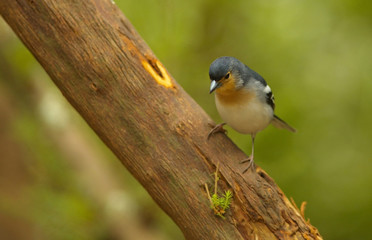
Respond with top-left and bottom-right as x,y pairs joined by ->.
0,47 -> 169,239
0,1 -> 322,239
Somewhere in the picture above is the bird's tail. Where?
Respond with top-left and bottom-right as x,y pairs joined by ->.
271,115 -> 297,133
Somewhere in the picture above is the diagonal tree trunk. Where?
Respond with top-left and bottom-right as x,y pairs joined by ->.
0,1 -> 322,239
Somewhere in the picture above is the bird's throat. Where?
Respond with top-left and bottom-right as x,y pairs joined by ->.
216,88 -> 255,105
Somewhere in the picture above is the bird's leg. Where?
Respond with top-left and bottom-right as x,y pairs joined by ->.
207,123 -> 227,140
241,134 -> 256,173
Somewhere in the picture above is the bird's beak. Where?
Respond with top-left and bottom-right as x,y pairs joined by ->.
209,80 -> 219,93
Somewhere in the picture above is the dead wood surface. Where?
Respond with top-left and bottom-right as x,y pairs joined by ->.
0,1 -> 322,239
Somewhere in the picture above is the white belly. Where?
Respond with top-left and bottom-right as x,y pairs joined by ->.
215,95 -> 274,134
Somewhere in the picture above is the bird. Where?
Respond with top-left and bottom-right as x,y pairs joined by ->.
208,56 -> 296,173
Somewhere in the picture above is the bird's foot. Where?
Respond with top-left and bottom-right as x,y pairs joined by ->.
207,123 -> 227,140
240,155 -> 255,173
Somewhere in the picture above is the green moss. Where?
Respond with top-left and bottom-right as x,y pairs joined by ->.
205,164 -> 232,219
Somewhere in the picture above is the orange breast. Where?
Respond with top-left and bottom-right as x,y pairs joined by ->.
216,83 -> 255,106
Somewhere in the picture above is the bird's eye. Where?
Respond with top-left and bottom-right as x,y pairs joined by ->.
225,73 -> 230,79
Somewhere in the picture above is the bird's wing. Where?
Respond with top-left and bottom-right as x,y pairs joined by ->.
264,85 -> 275,110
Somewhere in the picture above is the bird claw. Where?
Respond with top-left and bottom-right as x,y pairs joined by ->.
207,123 -> 227,140
240,155 -> 255,173
208,123 -> 255,173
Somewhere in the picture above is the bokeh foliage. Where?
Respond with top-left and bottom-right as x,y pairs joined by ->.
1,0 -> 372,239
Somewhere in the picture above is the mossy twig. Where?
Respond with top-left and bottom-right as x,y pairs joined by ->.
205,163 -> 233,219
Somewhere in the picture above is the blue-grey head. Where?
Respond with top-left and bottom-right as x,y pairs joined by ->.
209,56 -> 266,94
209,56 -> 247,93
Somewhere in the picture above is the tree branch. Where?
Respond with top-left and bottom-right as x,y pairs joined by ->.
0,1 -> 322,239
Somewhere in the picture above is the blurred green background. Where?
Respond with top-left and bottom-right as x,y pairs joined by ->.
1,0 -> 371,239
